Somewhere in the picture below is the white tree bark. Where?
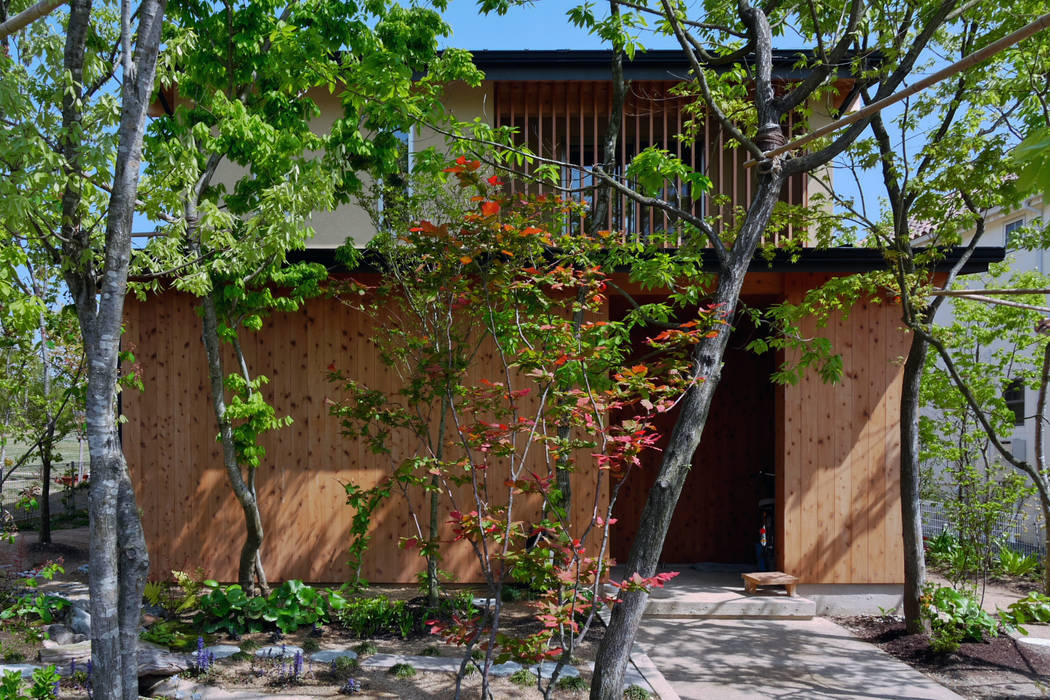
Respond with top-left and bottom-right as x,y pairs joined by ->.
59,0 -> 167,697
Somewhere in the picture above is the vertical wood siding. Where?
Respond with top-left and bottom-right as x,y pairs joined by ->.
778,274 -> 910,583
126,272 -> 909,584
123,287 -> 607,583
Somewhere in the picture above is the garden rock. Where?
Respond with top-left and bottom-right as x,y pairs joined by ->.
45,623 -> 75,645
308,649 -> 358,664
489,661 -> 523,677
533,660 -> 580,679
204,644 -> 243,660
254,644 -> 304,659
68,606 -> 90,636
361,653 -> 457,672
38,640 -> 191,677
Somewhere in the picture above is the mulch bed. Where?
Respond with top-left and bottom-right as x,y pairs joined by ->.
839,616 -> 1050,699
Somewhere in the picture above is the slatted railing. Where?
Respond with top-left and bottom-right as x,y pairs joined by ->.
493,80 -> 806,246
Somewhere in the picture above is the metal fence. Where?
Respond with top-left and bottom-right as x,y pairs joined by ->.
920,499 -> 1046,558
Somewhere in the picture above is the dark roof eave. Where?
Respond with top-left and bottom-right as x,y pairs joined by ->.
288,245 -> 1004,276
462,48 -> 866,82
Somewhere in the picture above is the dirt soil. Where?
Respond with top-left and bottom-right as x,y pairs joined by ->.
838,615 -> 1050,699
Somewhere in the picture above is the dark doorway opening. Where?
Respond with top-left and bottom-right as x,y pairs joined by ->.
610,296 -> 777,565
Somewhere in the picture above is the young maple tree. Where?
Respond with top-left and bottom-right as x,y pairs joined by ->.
330,158 -> 710,698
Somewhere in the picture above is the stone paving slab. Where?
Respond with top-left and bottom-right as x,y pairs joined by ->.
635,616 -> 963,699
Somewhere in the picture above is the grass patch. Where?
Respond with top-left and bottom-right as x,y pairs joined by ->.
389,662 -> 416,679
557,675 -> 588,691
510,668 -> 537,686
353,640 -> 377,656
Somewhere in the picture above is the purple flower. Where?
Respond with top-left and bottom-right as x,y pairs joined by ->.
293,650 -> 303,678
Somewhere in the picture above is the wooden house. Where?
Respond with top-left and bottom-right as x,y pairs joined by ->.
124,50 -> 1003,586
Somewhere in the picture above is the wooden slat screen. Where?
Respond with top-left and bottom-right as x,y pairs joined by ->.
493,80 -> 807,246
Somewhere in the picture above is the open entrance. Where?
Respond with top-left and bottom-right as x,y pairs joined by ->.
610,296 -> 777,566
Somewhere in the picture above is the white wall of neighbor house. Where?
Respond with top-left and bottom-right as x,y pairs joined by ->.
308,81 -> 494,248
927,194 -> 1049,550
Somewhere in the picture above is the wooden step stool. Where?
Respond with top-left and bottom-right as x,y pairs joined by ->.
742,571 -> 799,597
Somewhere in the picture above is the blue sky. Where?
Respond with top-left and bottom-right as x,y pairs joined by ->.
438,0 -> 682,50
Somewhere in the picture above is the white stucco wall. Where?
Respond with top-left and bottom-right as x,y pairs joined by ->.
927,195 -> 1048,550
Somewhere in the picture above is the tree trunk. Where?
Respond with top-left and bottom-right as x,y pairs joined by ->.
1043,496 -> 1050,595
39,430 -> 52,544
900,332 -> 930,633
198,289 -> 267,592
590,173 -> 783,700
37,293 -> 54,544
60,0 -> 166,695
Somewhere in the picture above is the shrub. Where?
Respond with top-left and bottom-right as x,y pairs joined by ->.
924,531 -> 958,567
0,665 -> 60,700
509,668 -> 537,687
998,546 -> 1040,577
421,645 -> 441,657
140,619 -> 196,651
389,662 -> 416,679
624,684 -> 651,700
330,655 -> 361,678
920,584 -> 999,653
353,641 -> 377,656
196,580 -> 348,635
336,596 -> 413,639
302,638 -> 321,653
556,674 -> 588,691
999,591 -> 1050,633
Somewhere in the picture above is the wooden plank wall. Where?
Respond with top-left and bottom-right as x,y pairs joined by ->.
123,287 -> 608,583
126,270 -> 912,585
778,273 -> 909,584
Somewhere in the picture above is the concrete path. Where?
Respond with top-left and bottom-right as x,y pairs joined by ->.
635,617 -> 963,699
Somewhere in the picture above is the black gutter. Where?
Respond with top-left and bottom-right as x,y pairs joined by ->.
288,246 -> 1004,275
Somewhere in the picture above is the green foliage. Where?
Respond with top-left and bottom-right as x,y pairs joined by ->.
196,580 -> 347,635
353,641 -> 378,656
140,619 -> 197,651
302,638 -> 321,653
556,674 -> 589,691
998,592 -> 1050,633
924,530 -> 959,568
340,478 -> 393,588
509,668 -> 537,687
331,655 -> 361,677
0,665 -> 60,700
335,596 -> 414,639
998,546 -> 1040,578
624,685 -> 652,700
389,662 -> 416,679
144,581 -> 168,609
920,584 -> 999,653
172,569 -> 210,614
1,564 -> 69,628
421,645 -> 441,657
928,463 -> 1033,592
626,147 -> 711,200
1012,126 -> 1050,200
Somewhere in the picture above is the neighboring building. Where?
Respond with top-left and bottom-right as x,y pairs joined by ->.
124,50 -> 1004,585
924,195 -> 1048,554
